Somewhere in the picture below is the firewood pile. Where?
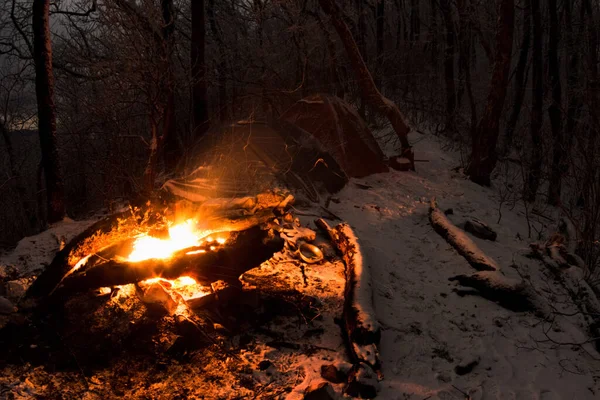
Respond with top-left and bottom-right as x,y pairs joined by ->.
0,190 -> 383,399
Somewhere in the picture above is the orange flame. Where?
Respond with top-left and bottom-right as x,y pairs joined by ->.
126,219 -> 227,262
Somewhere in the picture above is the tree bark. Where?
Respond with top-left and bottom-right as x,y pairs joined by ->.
191,0 -> 209,143
32,0 -> 65,223
410,0 -> 420,43
503,0 -> 531,155
525,0 -> 543,202
439,0 -> 457,133
162,0 -> 181,171
311,11 -> 344,98
207,0 -> 227,122
547,0 -> 564,205
466,0 -> 515,186
375,0 -> 385,90
564,0 -> 581,146
319,0 -> 414,166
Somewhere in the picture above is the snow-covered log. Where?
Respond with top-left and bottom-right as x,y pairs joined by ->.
315,219 -> 382,386
429,198 -> 499,271
530,242 -> 600,351
449,271 -> 542,314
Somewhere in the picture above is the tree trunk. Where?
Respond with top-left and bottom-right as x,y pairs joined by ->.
191,0 -> 209,143
466,0 -> 515,186
375,0 -> 385,90
410,0 -> 420,43
439,0 -> 457,133
319,0 -> 414,166
311,11 -> 344,98
207,0 -> 227,122
525,0 -> 543,202
356,0 -> 367,118
547,0 -> 564,206
503,0 -> 531,155
162,0 -> 181,172
429,0 -> 439,66
564,0 -> 581,146
32,0 -> 65,223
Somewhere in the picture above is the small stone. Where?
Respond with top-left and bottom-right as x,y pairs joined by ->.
436,371 -> 452,383
345,363 -> 380,399
140,283 -> 178,314
0,296 -> 16,314
5,278 -> 31,300
464,219 -> 497,241
455,357 -> 480,376
304,382 -> 336,400
258,360 -> 273,371
320,364 -> 346,384
444,208 -> 454,215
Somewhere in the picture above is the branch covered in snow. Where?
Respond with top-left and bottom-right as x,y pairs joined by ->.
429,198 -> 499,271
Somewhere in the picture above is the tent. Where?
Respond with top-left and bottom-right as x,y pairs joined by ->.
281,94 -> 388,178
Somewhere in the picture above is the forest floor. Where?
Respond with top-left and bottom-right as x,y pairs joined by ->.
2,130 -> 600,399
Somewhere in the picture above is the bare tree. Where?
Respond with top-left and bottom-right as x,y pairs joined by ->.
466,0 -> 515,186
32,0 -> 65,223
503,0 -> 531,155
525,0 -> 542,202
318,0 -> 414,166
439,0 -> 457,133
547,0 -> 564,205
191,0 -> 209,143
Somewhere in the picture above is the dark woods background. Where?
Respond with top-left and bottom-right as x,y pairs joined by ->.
1,0 -> 600,283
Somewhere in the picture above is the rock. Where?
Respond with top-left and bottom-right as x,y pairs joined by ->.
436,371 -> 452,383
345,363 -> 380,399
0,296 -> 16,314
455,357 -> 480,375
304,382 -> 337,400
140,283 -> 178,314
5,278 -> 31,300
258,360 -> 273,371
211,280 -> 241,304
464,219 -> 497,241
444,208 -> 454,215
320,364 -> 346,384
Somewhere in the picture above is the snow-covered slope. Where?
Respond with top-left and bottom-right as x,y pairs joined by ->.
2,131 -> 599,399
327,132 -> 600,399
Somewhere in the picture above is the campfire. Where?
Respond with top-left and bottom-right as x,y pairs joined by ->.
1,189 -> 382,399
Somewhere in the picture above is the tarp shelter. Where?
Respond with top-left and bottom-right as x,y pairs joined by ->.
162,120 -> 348,203
281,94 -> 388,178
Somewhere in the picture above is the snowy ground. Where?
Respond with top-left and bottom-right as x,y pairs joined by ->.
325,131 -> 600,399
2,131 -> 600,399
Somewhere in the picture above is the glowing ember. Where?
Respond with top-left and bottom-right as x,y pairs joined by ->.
126,220 -> 227,262
139,275 -> 212,302
141,275 -> 198,289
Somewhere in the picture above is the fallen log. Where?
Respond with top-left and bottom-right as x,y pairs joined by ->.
25,209 -> 137,300
449,271 -> 543,314
25,193 -> 294,303
530,242 -> 600,352
429,198 -> 546,314
315,219 -> 382,385
429,198 -> 499,271
46,226 -> 284,303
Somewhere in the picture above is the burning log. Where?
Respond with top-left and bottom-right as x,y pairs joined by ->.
24,192 -> 295,306
44,225 -> 283,303
315,218 -> 382,396
25,209 -> 136,300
